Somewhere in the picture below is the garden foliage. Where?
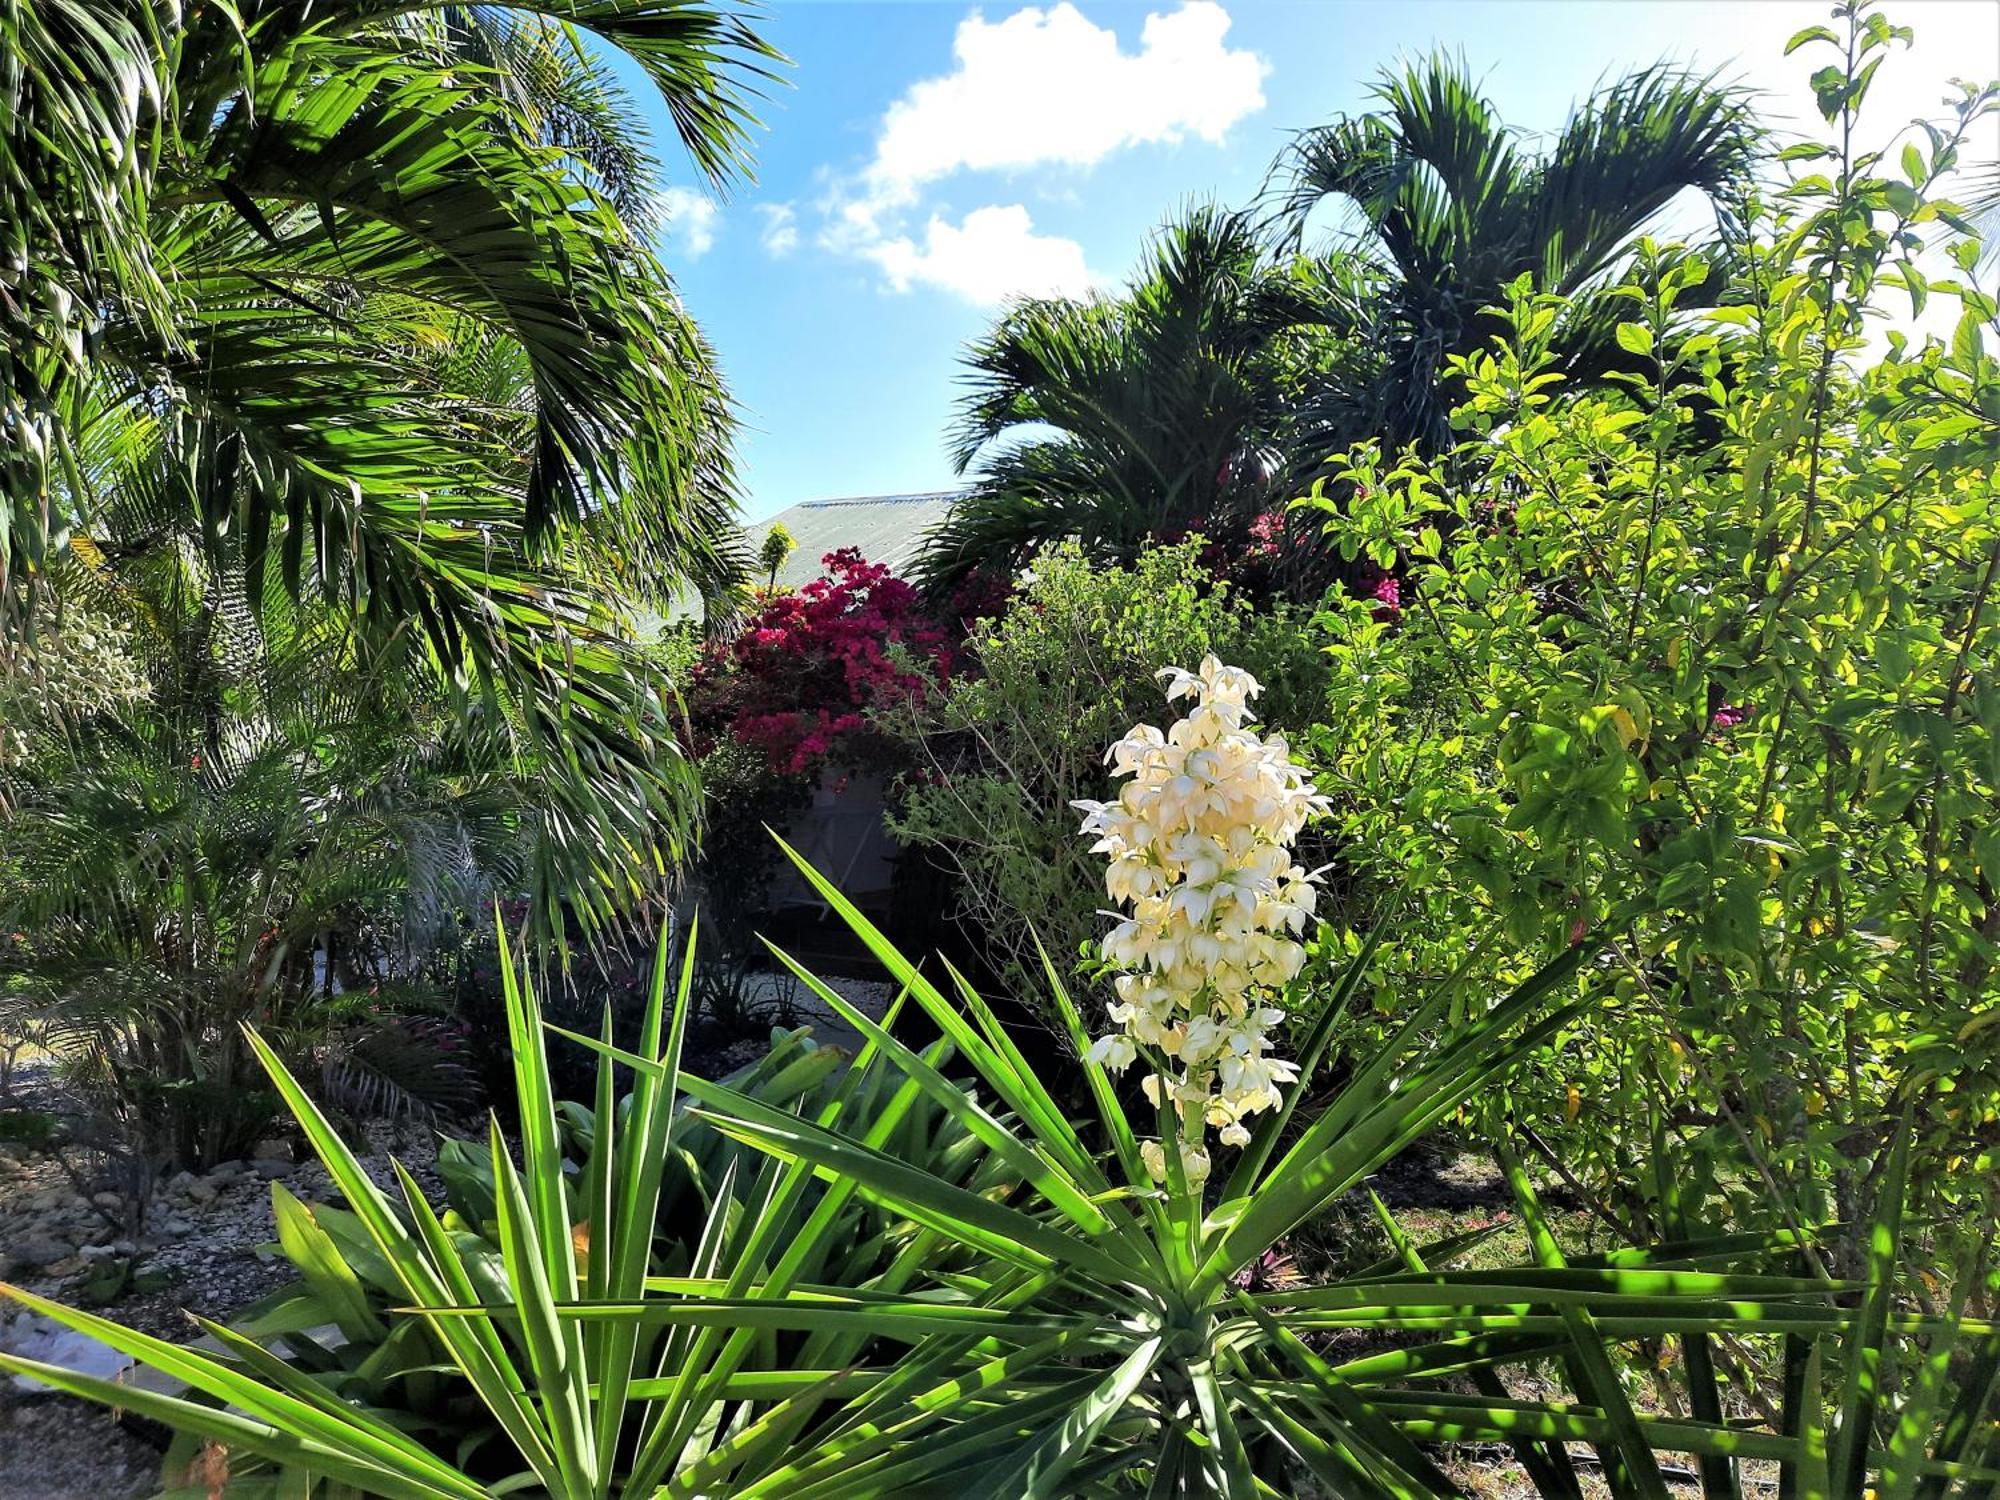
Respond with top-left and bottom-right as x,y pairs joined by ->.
12,860 -> 1984,1497
2,1 -> 1999,1494
1300,9 -> 2000,1284
886,541 -> 1329,1016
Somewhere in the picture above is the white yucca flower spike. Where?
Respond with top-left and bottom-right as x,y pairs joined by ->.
1075,656 -> 1328,1182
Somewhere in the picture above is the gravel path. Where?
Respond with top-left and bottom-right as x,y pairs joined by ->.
0,1115 -> 450,1499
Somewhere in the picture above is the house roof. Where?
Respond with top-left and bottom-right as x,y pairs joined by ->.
746,490 -> 960,591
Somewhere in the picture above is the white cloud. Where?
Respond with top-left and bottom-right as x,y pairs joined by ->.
808,2 -> 1264,307
657,187 -> 720,259
865,1 -> 1267,206
863,203 -> 1098,306
755,202 -> 800,257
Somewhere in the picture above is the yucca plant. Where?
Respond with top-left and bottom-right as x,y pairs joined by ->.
3,856 -> 1994,1495
99,1023 -> 999,1493
597,842 -> 1997,1498
0,911 -> 1016,1497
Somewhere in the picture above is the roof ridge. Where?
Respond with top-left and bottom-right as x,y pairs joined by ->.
791,490 -> 962,510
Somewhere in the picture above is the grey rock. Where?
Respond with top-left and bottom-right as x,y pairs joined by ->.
91,1190 -> 123,1212
1,1311 -> 139,1393
186,1178 -> 219,1204
12,1237 -> 73,1269
251,1138 -> 293,1162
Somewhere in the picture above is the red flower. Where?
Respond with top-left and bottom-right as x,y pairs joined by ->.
688,549 -> 963,776
1354,569 -> 1401,615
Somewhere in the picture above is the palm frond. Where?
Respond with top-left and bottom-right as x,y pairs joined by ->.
0,0 -> 182,587
1524,64 -> 1759,291
442,7 -> 668,229
919,205 -> 1332,590
1265,53 -> 1763,457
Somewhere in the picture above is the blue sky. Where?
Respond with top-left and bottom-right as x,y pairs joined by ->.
630,1 -> 2000,521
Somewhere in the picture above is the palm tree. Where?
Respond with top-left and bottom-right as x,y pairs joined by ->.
913,205 -> 1355,591
1266,54 -> 1759,458
759,521 -> 797,589
0,549 -> 536,1166
1,0 -> 782,938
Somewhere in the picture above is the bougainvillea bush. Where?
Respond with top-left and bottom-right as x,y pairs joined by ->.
680,550 -> 970,963
691,548 -> 957,778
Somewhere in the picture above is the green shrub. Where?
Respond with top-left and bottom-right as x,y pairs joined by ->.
0,1108 -> 58,1149
1295,8 -> 2000,1278
883,540 -> 1329,1024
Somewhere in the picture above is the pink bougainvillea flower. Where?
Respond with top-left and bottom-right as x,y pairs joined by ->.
688,549 -> 963,777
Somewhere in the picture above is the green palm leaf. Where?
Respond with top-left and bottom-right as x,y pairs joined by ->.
1267,52 -> 1758,456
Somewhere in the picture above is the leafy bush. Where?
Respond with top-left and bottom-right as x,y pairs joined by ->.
1296,10 -> 2000,1274
884,541 -> 1330,1020
690,549 -> 957,779
683,736 -> 816,966
17,687 -> 2000,1500
0,563 -> 524,1168
0,1108 -> 58,1150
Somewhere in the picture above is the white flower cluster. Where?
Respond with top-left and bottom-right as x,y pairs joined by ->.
1073,656 -> 1328,1183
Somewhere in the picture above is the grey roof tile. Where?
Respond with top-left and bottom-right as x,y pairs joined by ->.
746,491 -> 961,590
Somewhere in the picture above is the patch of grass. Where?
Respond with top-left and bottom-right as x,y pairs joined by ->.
0,1108 -> 58,1149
